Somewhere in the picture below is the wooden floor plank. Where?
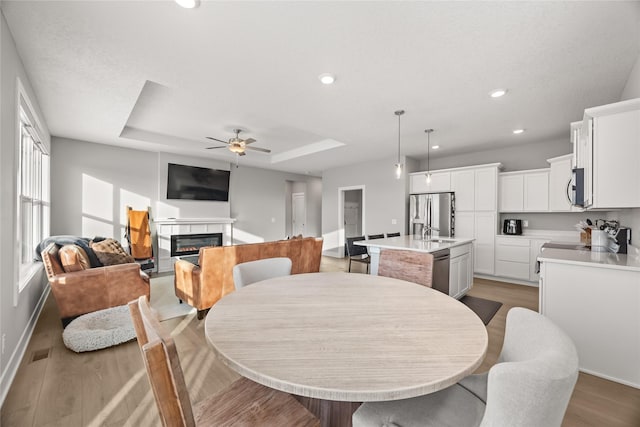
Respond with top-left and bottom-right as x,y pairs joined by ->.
1,256 -> 639,426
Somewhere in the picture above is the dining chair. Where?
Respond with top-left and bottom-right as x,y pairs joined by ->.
232,257 -> 292,289
345,236 -> 370,273
128,295 -> 319,427
367,233 -> 384,240
386,232 -> 401,238
353,307 -> 579,427
377,249 -> 434,287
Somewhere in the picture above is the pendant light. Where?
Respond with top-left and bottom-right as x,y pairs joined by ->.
425,129 -> 434,184
394,110 -> 405,179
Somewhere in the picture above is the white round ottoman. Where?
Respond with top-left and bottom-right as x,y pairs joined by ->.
63,305 -> 136,352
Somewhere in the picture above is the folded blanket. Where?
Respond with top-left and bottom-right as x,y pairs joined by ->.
35,235 -> 105,267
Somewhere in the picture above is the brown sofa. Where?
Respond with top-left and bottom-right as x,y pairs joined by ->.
174,237 -> 323,318
41,242 -> 150,323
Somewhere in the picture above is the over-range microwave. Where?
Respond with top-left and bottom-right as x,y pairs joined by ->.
570,167 -> 585,207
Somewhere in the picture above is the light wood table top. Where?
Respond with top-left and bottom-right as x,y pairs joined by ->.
204,272 -> 488,402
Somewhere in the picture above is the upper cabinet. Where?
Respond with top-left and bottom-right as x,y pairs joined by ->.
451,166 -> 498,212
499,169 -> 549,212
409,171 -> 450,194
576,98 -> 640,209
547,154 -> 579,212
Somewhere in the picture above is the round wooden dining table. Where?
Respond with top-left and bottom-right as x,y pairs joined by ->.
204,272 -> 488,427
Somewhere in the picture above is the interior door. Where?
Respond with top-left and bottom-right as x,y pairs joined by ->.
292,192 -> 306,236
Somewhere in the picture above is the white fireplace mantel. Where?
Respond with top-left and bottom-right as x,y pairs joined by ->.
154,218 -> 235,272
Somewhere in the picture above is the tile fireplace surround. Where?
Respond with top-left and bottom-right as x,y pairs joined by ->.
154,218 -> 235,273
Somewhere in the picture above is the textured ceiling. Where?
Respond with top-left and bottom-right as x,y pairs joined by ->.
2,1 -> 639,175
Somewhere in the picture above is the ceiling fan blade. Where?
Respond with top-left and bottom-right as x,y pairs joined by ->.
206,146 -> 227,150
206,136 -> 229,144
246,146 -> 271,153
243,138 -> 256,145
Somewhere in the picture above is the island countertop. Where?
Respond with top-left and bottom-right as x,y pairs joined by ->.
355,235 -> 475,253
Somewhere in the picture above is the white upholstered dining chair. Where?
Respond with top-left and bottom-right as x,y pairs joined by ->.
232,257 -> 292,289
353,307 -> 579,427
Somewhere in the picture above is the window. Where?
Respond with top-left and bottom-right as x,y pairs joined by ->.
17,91 -> 49,289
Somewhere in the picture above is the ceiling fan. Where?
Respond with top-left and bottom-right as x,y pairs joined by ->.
205,128 -> 271,156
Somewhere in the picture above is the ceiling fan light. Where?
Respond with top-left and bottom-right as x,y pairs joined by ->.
229,145 -> 244,154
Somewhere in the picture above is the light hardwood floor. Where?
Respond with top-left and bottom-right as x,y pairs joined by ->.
2,257 -> 639,426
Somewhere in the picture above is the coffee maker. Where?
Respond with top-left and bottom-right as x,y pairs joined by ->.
503,219 -> 523,235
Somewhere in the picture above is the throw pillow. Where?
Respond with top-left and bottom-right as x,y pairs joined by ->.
58,244 -> 91,273
90,238 -> 135,266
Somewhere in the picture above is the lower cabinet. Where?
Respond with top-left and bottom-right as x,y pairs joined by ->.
449,243 -> 473,299
456,212 -> 496,275
495,236 -> 550,283
495,236 -> 530,281
539,260 -> 640,388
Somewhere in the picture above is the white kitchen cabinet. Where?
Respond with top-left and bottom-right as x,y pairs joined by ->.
499,174 -> 524,212
499,169 -> 549,212
455,211 -> 475,240
474,212 -> 496,275
495,236 -> 530,281
591,105 -> 640,208
474,167 -> 497,211
576,98 -> 640,209
547,154 -> 574,212
449,243 -> 473,299
451,170 -> 475,211
523,170 -> 549,211
410,171 -> 451,194
539,259 -> 640,388
529,238 -> 548,282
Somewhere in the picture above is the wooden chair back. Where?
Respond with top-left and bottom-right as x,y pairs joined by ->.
129,296 -> 196,427
378,249 -> 434,288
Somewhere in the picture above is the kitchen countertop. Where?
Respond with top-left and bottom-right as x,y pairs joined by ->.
497,229 -> 581,241
537,245 -> 640,272
355,235 -> 474,253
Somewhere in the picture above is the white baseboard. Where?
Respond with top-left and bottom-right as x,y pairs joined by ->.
474,274 -> 539,287
0,284 -> 50,407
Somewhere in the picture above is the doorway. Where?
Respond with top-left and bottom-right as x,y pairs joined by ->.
292,192 -> 306,236
338,186 -> 365,257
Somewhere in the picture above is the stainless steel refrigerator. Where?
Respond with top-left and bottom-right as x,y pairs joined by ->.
409,192 -> 455,238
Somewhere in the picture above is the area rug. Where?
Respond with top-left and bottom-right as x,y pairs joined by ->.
460,295 -> 503,326
150,273 -> 196,321
63,305 -> 136,352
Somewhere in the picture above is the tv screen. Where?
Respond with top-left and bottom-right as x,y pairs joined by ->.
166,163 -> 230,201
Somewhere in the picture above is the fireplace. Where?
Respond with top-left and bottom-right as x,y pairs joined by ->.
170,233 -> 223,257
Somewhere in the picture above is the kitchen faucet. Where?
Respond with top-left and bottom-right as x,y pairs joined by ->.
422,226 -> 440,240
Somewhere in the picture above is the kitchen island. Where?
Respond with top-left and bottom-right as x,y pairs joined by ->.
538,245 -> 640,389
356,235 -> 475,299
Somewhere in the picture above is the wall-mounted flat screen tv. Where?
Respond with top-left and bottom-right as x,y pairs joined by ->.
166,163 -> 230,201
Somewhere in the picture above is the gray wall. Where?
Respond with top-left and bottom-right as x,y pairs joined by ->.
0,10 -> 51,405
50,138 -> 321,246
420,138 -> 573,172
322,156 -> 407,252
230,167 -> 321,243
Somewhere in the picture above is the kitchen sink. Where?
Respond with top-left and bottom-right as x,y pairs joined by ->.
427,238 -> 457,243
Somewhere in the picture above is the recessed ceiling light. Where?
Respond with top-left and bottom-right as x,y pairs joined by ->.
489,89 -> 508,98
175,0 -> 199,8
319,73 -> 336,85
513,129 -> 525,134
432,145 -> 440,150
